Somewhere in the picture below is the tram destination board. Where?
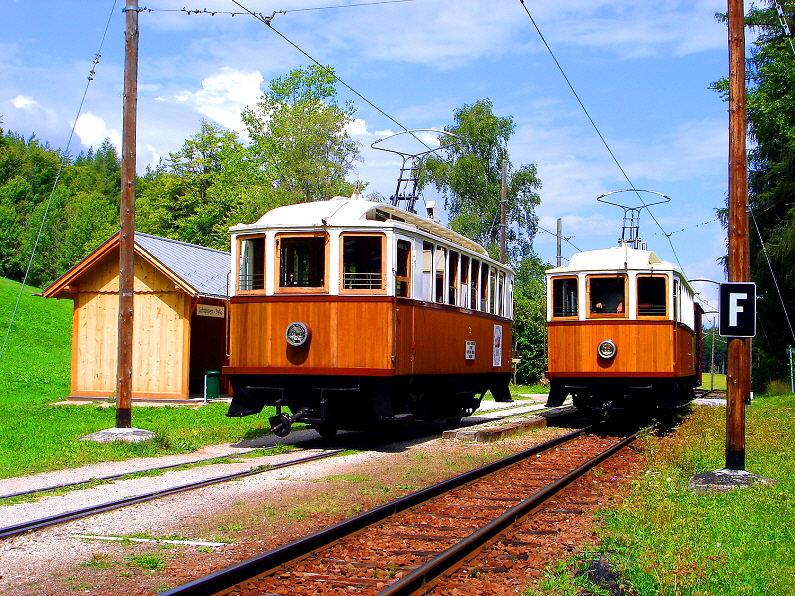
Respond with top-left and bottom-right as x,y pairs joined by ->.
719,282 -> 756,338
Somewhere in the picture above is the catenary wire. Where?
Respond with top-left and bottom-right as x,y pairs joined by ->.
773,0 -> 795,57
141,0 -> 417,18
0,0 -> 118,363
537,225 -> 581,253
517,0 -> 687,276
228,0 -> 435,153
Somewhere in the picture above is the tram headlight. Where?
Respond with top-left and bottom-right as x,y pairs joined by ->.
286,322 -> 310,346
597,340 -> 616,359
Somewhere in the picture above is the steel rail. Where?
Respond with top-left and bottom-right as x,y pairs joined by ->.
0,448 -> 348,540
0,451 -> 264,501
159,426 -> 590,596
377,431 -> 639,595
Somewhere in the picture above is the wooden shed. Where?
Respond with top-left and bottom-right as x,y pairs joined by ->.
43,232 -> 231,400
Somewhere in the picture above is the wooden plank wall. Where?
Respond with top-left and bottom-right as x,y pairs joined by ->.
71,252 -> 190,399
548,321 -> 684,376
229,298 -> 394,370
228,297 -> 512,376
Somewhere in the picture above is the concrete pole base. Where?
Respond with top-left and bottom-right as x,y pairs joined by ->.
687,468 -> 777,494
79,427 -> 156,443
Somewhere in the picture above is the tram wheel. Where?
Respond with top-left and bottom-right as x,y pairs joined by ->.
270,413 -> 292,437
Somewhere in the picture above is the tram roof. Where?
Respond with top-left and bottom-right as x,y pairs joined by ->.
547,246 -> 681,275
231,196 -> 490,257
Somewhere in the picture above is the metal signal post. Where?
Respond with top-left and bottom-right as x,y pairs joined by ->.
117,0 -> 139,428
726,0 -> 750,470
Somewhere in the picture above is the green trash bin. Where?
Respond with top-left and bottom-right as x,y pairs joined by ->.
204,370 -> 221,402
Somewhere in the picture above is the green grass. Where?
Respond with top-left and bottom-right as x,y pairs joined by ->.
701,372 -> 727,391
0,277 -> 73,404
536,393 -> 795,595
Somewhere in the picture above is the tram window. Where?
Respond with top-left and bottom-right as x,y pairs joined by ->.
489,268 -> 497,314
588,275 -> 626,317
396,240 -> 411,297
421,242 -> 433,301
460,254 -> 470,308
278,235 -> 326,289
480,264 -> 489,311
552,277 -> 578,318
637,276 -> 667,317
498,271 -> 506,317
470,259 -> 480,310
435,246 -> 447,303
448,250 -> 459,305
341,234 -> 384,291
238,236 -> 265,291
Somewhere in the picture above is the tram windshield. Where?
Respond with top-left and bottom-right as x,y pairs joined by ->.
342,234 -> 383,290
279,235 -> 326,288
589,276 -> 626,316
637,276 -> 667,317
552,277 -> 578,318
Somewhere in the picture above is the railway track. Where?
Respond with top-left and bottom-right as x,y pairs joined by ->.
0,446 -> 352,540
161,426 -> 637,596
0,400 -> 566,540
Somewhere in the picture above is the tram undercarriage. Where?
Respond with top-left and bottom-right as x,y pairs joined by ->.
546,376 -> 697,417
228,372 -> 513,437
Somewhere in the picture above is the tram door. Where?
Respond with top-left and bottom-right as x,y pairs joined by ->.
394,237 -> 415,375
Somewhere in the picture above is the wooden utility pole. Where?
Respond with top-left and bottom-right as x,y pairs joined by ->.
726,0 -> 750,470
500,159 -> 507,264
117,0 -> 139,429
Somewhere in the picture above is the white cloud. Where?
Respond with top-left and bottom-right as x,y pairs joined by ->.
10,95 -> 40,111
171,67 -> 264,134
73,113 -> 122,150
345,118 -> 369,136
146,144 -> 161,166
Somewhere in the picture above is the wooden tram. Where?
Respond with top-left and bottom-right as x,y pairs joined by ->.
223,193 -> 515,437
545,244 -> 703,414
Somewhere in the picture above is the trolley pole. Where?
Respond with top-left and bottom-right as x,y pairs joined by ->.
500,159 -> 507,264
726,0 -> 750,471
117,0 -> 139,429
556,218 -> 562,267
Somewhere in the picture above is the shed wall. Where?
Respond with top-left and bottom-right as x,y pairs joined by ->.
70,252 -> 191,399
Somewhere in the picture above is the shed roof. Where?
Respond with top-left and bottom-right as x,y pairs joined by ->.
42,232 -> 231,299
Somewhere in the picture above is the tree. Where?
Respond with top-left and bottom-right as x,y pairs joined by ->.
242,64 -> 359,204
512,256 -> 549,383
423,99 -> 541,262
136,121 -> 269,250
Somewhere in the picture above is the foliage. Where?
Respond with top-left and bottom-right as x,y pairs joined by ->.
423,99 -> 541,262
0,131 -> 120,287
242,64 -> 359,204
512,256 -> 549,383
136,121 -> 275,250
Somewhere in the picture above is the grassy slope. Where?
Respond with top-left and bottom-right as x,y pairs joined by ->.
0,277 -> 73,403
0,276 -> 275,480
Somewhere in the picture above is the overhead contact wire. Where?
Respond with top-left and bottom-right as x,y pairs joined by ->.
517,0 -> 687,275
0,0 -> 118,363
228,0 -> 434,153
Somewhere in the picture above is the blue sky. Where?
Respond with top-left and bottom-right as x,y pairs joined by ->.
2,0 -> 736,312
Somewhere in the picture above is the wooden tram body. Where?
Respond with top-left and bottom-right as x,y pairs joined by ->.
545,245 -> 702,413
224,194 -> 514,436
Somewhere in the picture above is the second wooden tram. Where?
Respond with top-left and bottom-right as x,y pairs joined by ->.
545,244 -> 703,414
223,193 -> 514,437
